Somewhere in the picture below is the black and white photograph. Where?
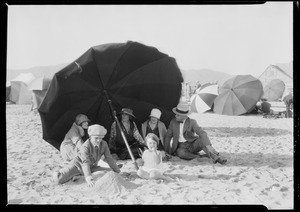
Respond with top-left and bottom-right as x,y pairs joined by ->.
6,3 -> 294,209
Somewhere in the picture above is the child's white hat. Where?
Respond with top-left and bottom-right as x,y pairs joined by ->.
88,124 -> 107,136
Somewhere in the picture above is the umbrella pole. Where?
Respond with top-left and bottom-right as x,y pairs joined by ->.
104,93 -> 139,170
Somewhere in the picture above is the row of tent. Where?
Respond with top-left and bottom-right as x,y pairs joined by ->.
190,75 -> 290,116
7,41 -> 290,152
6,73 -> 51,110
6,72 -> 288,116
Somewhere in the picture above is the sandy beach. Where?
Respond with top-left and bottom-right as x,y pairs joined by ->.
6,104 -> 293,209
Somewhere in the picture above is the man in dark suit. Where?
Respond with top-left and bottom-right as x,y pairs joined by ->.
164,102 -> 227,165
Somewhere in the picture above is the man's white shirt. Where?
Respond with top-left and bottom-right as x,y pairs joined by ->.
178,119 -> 186,143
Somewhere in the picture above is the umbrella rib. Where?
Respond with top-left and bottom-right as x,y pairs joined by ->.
91,48 -> 105,90
103,42 -> 133,89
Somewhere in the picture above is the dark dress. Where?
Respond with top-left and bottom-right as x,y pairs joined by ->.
109,121 -> 146,160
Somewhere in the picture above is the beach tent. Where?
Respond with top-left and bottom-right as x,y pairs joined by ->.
38,41 -> 183,150
259,62 -> 293,97
6,81 -> 11,102
9,73 -> 36,104
28,76 -> 52,110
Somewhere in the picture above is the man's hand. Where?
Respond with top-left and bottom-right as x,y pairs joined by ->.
135,158 -> 144,167
119,172 -> 130,178
161,151 -> 166,158
111,153 -> 119,160
86,176 -> 94,188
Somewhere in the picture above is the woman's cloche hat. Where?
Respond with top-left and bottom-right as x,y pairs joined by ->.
149,108 -> 161,119
75,114 -> 91,125
118,108 -> 136,118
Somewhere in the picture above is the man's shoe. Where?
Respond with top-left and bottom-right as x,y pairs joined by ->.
214,158 -> 227,165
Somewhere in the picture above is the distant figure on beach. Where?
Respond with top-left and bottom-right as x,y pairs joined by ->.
109,108 -> 146,160
195,80 -> 201,90
141,108 -> 171,161
60,114 -> 90,161
52,124 -> 125,187
137,133 -> 173,181
257,98 -> 272,115
283,92 -> 293,118
164,102 -> 227,165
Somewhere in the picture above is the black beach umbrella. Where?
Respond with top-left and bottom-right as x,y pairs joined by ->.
38,41 -> 183,153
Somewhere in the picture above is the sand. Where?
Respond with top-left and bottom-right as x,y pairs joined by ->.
6,104 -> 294,208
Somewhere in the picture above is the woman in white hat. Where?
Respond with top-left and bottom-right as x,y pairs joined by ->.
52,124 -> 125,187
60,114 -> 91,161
141,108 -> 167,153
108,108 -> 146,160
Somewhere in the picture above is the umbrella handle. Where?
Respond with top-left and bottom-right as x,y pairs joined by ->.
105,93 -> 139,170
115,118 -> 139,170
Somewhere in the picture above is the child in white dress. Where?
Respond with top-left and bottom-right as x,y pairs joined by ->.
137,133 -> 172,181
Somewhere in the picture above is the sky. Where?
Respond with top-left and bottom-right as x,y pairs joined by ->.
7,3 -> 293,78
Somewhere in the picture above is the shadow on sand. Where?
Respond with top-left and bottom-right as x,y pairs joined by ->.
204,127 -> 292,137
167,152 -> 293,169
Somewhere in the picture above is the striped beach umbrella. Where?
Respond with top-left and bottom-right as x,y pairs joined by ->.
190,83 -> 218,113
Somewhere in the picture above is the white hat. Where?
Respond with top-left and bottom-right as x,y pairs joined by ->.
88,124 -> 107,136
172,102 -> 191,116
149,108 -> 161,119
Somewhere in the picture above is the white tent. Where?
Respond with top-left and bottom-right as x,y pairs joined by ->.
28,76 -> 51,110
9,73 -> 36,104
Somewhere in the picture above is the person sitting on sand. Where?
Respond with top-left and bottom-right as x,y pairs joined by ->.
52,124 -> 126,187
257,98 -> 273,115
164,102 -> 227,165
141,108 -> 171,161
137,133 -> 172,181
109,108 -> 146,160
60,114 -> 90,161
283,92 -> 293,118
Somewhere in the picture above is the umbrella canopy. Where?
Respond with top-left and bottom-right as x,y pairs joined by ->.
190,83 -> 218,113
38,41 -> 183,150
213,75 -> 263,116
262,79 -> 285,101
31,90 -> 48,111
195,82 -> 218,94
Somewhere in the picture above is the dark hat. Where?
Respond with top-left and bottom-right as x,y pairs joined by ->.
75,114 -> 91,125
118,108 -> 136,118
